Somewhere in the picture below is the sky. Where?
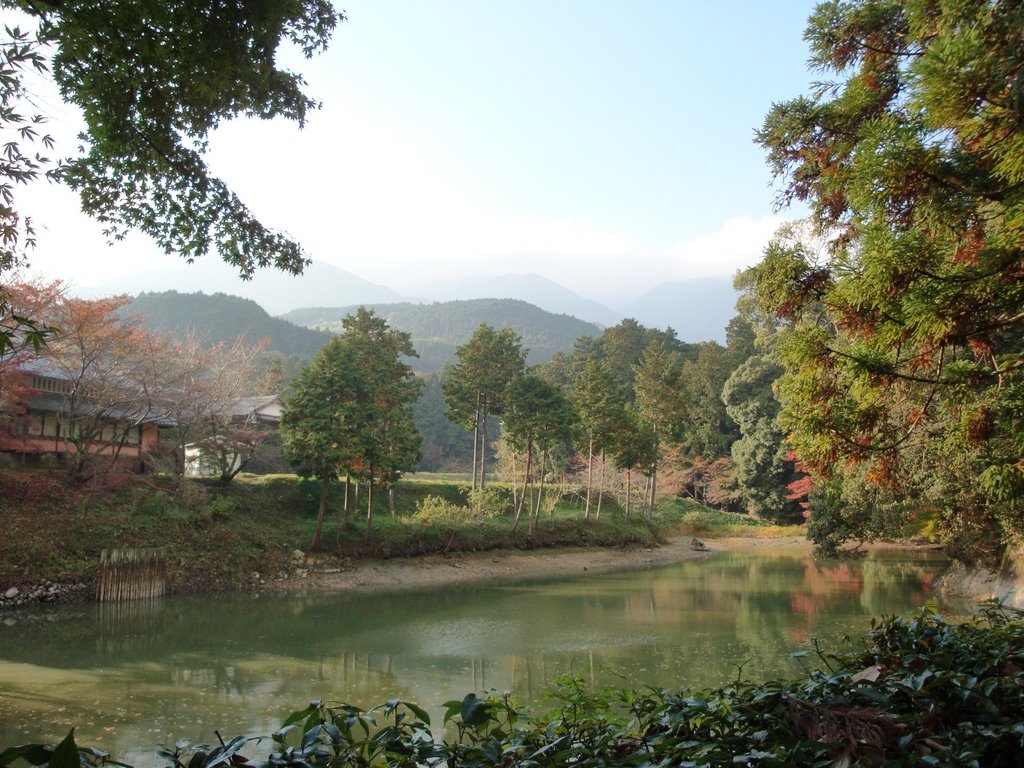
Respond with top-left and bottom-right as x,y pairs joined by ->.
15,1 -> 820,304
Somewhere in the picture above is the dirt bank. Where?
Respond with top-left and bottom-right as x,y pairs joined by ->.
265,535 -> 814,594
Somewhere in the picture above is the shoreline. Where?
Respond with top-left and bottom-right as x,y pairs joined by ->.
265,535 -> 814,594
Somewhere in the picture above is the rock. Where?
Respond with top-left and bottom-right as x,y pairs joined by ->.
291,549 -> 306,563
4,587 -> 19,599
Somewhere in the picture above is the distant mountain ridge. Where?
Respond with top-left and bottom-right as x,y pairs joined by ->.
91,259 -> 738,344
619,277 -> 737,344
282,298 -> 603,372
127,291 -> 331,358
94,259 -> 402,315
127,292 -> 603,372
413,273 -> 623,328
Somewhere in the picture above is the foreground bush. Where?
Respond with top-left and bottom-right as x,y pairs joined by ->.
3,604 -> 1022,767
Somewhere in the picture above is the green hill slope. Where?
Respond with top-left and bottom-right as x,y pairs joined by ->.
128,291 -> 332,358
281,299 -> 603,371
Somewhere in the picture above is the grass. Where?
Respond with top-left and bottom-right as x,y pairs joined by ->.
4,469 -> 752,595
657,496 -> 807,538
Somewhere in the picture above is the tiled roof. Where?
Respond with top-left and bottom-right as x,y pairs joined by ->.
226,395 -> 282,419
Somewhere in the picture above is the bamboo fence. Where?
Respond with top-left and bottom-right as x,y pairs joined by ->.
96,547 -> 167,602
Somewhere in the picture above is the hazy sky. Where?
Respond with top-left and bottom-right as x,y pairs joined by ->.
18,1 -> 819,302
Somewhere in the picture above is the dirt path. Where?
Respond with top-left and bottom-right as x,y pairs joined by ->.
267,535 -> 813,594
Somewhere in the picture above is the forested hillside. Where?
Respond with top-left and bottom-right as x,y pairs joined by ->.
282,299 -> 603,371
127,291 -> 332,358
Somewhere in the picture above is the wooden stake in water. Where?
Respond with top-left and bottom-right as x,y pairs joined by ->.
96,547 -> 167,602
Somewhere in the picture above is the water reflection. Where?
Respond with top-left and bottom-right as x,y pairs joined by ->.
0,547 -> 959,762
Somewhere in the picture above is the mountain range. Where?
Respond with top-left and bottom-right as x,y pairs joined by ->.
91,259 -> 739,343
127,292 -> 603,373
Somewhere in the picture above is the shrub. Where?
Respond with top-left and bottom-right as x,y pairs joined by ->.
413,494 -> 468,523
466,486 -> 512,518
680,509 -> 714,533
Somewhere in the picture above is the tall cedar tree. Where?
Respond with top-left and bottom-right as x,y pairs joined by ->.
572,357 -> 628,520
339,308 -> 421,536
752,0 -> 1024,554
281,337 -> 361,550
281,308 -> 421,547
443,324 -> 526,494
633,341 -> 688,518
503,373 -> 576,534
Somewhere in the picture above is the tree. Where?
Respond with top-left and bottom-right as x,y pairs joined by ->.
281,308 -> 421,547
4,1 -> 340,275
0,3 -> 341,353
679,342 -> 738,459
752,0 -> 1024,552
572,356 -> 628,520
3,281 -> 184,481
608,410 -> 658,520
280,337 -> 360,550
503,373 -> 576,534
632,340 -> 688,518
443,324 -> 526,494
413,369 -> 475,472
175,337 -> 271,484
721,355 -> 802,524
340,308 -> 421,536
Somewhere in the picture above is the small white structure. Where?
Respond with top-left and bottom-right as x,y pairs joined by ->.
184,395 -> 283,477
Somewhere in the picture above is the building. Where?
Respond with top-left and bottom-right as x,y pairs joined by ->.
182,395 -> 283,477
0,357 -> 170,471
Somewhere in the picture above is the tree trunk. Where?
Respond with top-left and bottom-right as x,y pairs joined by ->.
534,447 -> 548,530
596,450 -> 604,520
650,464 -> 657,520
364,478 -> 374,542
388,478 -> 396,516
479,407 -> 488,494
343,476 -> 351,525
625,468 -> 632,520
584,436 -> 593,520
471,403 -> 480,492
313,474 -> 329,549
510,448 -> 520,520
512,440 -> 532,534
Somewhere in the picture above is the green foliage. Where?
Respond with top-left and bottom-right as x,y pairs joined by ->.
281,309 -> 422,546
752,0 -> 1024,555
805,468 -> 915,557
722,355 -> 802,523
12,0 -> 341,278
466,486 -> 513,519
678,342 -> 739,458
11,607 -> 1024,767
412,494 -> 468,523
127,292 -> 331,360
412,491 -> 508,523
444,325 -> 527,429
444,324 -> 526,492
413,370 -> 475,472
504,374 -> 576,455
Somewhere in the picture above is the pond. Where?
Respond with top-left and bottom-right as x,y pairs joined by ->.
0,546 -> 965,763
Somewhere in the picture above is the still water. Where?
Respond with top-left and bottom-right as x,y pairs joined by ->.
0,547 -> 962,762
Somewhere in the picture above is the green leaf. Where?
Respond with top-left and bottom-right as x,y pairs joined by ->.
401,701 -> 431,726
460,693 -> 490,726
0,744 -> 52,767
48,731 -> 79,768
